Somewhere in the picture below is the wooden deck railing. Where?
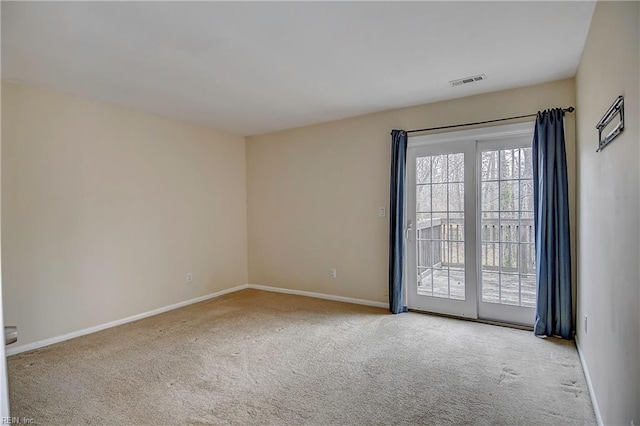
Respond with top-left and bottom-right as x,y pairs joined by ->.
416,218 -> 535,274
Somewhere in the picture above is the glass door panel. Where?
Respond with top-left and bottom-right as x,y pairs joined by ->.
416,153 -> 465,300
407,142 -> 477,318
477,141 -> 536,325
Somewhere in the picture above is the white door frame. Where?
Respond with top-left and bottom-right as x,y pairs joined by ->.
406,121 -> 536,324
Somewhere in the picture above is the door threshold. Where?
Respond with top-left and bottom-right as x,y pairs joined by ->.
407,308 -> 534,331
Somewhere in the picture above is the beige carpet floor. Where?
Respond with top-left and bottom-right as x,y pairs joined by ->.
8,289 -> 595,425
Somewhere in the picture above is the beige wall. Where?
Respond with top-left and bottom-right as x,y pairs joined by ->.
575,2 -> 639,425
247,79 -> 577,306
1,81 -> 248,347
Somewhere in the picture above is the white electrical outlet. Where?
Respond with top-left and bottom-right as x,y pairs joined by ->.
384,289 -> 389,297
186,272 -> 193,283
379,207 -> 386,217
330,268 -> 337,279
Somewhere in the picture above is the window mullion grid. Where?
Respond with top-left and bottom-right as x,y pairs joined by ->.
517,149 -> 522,307
446,155 -> 451,299
430,157 -> 434,296
497,151 -> 502,304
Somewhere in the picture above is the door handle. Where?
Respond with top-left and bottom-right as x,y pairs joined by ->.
405,220 -> 413,241
4,326 -> 17,346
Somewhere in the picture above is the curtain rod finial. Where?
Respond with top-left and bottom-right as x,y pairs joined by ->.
566,106 -> 575,113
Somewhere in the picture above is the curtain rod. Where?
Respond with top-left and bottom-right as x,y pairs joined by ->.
402,106 -> 575,135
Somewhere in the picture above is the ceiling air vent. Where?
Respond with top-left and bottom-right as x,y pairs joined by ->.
449,74 -> 487,87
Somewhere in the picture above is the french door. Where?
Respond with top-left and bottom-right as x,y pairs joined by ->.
406,123 -> 536,326
406,141 -> 477,318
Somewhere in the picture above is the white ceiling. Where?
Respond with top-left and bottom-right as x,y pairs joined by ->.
2,1 -> 595,136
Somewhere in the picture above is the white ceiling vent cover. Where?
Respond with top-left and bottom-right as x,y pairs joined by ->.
449,74 -> 487,87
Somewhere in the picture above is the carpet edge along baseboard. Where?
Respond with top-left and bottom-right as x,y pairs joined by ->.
6,285 -> 249,356
6,284 -> 389,356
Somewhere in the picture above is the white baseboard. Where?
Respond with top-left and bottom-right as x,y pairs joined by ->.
575,336 -> 603,426
247,284 -> 389,309
6,283 -> 388,356
6,284 -> 249,356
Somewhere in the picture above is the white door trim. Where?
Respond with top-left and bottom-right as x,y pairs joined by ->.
409,122 -> 535,148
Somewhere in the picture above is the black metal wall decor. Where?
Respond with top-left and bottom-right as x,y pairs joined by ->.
596,95 -> 624,152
